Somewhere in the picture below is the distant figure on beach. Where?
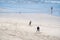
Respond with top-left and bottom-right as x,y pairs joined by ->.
51,7 -> 53,15
37,26 -> 40,31
29,21 -> 32,26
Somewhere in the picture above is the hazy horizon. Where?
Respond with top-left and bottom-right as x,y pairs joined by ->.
0,0 -> 60,16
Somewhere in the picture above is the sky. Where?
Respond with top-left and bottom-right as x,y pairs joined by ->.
0,0 -> 60,16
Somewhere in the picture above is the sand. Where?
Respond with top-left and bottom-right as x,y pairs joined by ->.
0,13 -> 60,40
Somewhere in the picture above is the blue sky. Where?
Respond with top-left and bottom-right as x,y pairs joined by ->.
0,0 -> 60,16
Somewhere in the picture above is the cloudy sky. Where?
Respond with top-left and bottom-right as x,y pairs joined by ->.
0,0 -> 60,16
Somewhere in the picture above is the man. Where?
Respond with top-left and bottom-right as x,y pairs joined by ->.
51,7 -> 53,15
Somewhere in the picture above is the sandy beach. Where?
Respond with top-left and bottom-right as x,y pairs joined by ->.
0,13 -> 60,40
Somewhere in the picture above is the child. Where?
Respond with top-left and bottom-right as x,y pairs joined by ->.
29,21 -> 32,26
37,26 -> 40,31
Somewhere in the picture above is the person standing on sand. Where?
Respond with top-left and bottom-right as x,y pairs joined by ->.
29,21 -> 32,26
51,7 -> 53,15
37,26 -> 40,31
